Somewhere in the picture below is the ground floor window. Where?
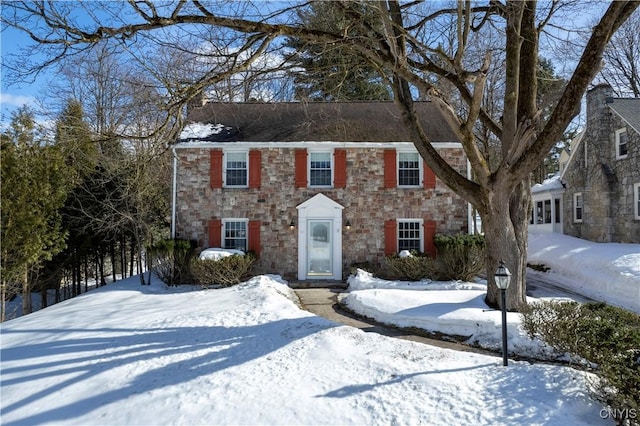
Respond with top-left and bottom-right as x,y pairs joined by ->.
398,219 -> 423,252
573,193 -> 583,223
223,219 -> 248,251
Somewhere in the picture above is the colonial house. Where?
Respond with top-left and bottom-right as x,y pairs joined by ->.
538,84 -> 639,243
170,102 -> 470,281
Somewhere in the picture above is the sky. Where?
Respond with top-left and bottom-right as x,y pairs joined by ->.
1,232 -> 637,425
1,24 -> 41,122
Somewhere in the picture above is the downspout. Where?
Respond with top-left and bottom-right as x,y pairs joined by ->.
171,146 -> 178,239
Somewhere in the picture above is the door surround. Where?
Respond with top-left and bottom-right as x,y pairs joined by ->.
296,193 -> 344,280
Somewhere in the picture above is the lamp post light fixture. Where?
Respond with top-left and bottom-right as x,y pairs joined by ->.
494,261 -> 512,366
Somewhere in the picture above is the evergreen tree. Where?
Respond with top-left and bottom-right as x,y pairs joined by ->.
286,2 -> 391,101
0,107 -> 71,320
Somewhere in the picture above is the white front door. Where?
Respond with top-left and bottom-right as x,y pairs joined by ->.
307,220 -> 332,276
296,194 -> 344,280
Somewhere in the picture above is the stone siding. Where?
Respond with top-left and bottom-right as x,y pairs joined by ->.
563,85 -> 640,243
174,145 -> 468,279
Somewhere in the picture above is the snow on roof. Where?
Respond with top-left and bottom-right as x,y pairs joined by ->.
531,174 -> 564,194
179,123 -> 235,141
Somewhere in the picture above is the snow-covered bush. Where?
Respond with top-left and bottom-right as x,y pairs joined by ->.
520,300 -> 640,425
191,251 -> 256,288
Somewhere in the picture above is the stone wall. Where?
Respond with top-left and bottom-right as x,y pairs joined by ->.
174,144 -> 469,279
563,84 -> 640,243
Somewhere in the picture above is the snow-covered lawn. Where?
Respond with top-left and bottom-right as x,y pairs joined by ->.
0,277 -> 611,425
1,232 -> 636,425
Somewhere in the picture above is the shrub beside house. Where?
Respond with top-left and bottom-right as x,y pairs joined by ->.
170,102 -> 470,281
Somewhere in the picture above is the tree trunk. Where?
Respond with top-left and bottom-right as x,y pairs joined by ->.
84,256 -> 89,292
110,241 -> 117,283
120,233 -> 127,279
1,281 -> 6,322
21,268 -> 32,315
483,180 -> 530,311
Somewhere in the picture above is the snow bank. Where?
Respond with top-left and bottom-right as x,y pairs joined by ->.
528,232 -> 640,313
347,268 -> 487,291
343,270 -> 559,360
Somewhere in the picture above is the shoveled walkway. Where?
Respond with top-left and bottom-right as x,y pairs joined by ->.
293,286 -> 499,357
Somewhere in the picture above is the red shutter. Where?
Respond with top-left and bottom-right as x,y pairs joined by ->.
384,220 -> 397,255
423,220 -> 437,257
248,221 -> 261,255
208,219 -> 222,248
334,149 -> 347,188
210,150 -> 223,189
423,162 -> 436,189
384,149 -> 396,188
295,149 -> 308,188
249,150 -> 261,189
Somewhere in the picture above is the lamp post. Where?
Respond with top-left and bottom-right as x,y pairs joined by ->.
494,261 -> 512,366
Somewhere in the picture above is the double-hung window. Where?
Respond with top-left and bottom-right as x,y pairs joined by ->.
397,152 -> 421,187
574,193 -> 583,223
223,219 -> 248,251
615,128 -> 628,159
398,219 -> 423,252
225,152 -> 248,187
309,151 -> 332,187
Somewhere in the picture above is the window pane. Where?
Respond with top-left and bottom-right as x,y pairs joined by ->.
398,221 -> 421,252
398,152 -> 420,186
619,133 -> 628,156
544,200 -> 551,224
310,152 -> 332,186
226,152 -> 247,186
575,194 -> 583,221
224,221 -> 247,251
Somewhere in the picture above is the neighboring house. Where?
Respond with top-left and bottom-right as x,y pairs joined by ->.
560,84 -> 640,243
171,102 -> 470,281
530,174 -> 565,234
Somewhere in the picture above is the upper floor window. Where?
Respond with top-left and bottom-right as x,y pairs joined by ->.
634,183 -> 640,220
615,128 -> 628,159
397,152 -> 422,187
309,151 -> 332,187
225,151 -> 248,187
573,193 -> 583,223
223,219 -> 248,251
398,219 -> 423,252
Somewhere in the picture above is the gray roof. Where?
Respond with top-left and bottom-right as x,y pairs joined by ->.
183,102 -> 459,143
608,98 -> 640,133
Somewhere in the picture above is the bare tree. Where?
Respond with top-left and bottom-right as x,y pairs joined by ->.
597,8 -> 640,96
3,1 -> 636,309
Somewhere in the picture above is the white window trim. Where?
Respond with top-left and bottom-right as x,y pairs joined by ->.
308,150 -> 334,188
573,193 -> 583,223
397,218 -> 424,253
222,218 -> 249,251
397,150 -> 423,188
223,150 -> 249,188
615,128 -> 628,160
634,183 -> 640,220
